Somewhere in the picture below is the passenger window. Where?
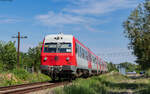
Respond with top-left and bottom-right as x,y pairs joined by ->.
78,45 -> 81,57
83,49 -> 85,59
86,52 -> 89,60
77,45 -> 79,56
82,48 -> 84,59
75,43 -> 77,53
80,47 -> 82,58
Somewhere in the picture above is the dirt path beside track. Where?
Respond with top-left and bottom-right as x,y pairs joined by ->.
109,73 -> 149,94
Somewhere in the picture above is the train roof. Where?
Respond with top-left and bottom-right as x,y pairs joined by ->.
74,37 -> 100,59
45,34 -> 73,37
45,34 -> 73,43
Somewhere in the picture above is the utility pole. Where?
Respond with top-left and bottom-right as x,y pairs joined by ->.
12,32 -> 27,68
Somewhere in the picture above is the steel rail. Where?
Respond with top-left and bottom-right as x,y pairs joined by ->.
0,81 -> 69,94
0,81 -> 50,91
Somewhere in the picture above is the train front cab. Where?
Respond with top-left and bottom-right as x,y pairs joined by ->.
40,35 -> 77,80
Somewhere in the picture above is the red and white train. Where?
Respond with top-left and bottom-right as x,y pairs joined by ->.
40,34 -> 107,80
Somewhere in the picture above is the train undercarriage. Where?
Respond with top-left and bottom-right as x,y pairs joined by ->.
41,65 -> 104,81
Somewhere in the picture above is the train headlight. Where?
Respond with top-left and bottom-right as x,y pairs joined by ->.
44,57 -> 47,61
66,57 -> 70,61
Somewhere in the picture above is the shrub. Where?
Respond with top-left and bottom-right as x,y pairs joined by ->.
27,73 -> 51,83
12,68 -> 31,80
12,68 -> 50,82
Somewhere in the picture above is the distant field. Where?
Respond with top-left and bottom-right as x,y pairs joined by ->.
54,72 -> 150,94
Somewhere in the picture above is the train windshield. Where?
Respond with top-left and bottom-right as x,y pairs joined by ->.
44,43 -> 72,53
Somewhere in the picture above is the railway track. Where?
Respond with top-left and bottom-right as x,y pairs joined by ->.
0,81 -> 69,94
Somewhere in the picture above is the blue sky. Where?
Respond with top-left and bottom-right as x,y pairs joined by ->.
0,0 -> 144,64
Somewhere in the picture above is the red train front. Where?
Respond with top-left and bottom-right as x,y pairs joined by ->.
40,33 -> 107,80
41,34 -> 77,80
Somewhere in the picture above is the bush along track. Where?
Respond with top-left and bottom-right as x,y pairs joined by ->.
0,68 -> 51,87
54,72 -> 150,94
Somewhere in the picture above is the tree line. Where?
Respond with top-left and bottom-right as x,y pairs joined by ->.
107,62 -> 139,72
0,41 -> 41,72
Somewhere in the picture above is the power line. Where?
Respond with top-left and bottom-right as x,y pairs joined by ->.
97,51 -> 136,63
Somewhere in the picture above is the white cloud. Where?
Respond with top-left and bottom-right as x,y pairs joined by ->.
0,19 -> 19,24
36,0 -> 140,32
35,11 -> 104,32
0,16 -> 21,24
36,11 -> 87,26
64,0 -> 139,15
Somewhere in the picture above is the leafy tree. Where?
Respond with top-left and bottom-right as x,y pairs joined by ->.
27,46 -> 41,72
0,41 -> 17,70
0,41 -> 3,71
19,52 -> 30,68
123,0 -> 150,69
19,42 -> 42,72
107,62 -> 118,72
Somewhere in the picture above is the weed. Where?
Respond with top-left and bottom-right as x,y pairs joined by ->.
54,72 -> 150,94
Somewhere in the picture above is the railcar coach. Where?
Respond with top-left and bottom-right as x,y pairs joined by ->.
40,33 -> 107,80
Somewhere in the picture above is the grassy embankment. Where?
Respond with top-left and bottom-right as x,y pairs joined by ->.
0,68 -> 51,87
54,72 -> 150,94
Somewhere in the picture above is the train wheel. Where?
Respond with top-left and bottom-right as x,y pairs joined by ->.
58,77 -> 62,81
52,78 -> 56,82
69,78 -> 73,82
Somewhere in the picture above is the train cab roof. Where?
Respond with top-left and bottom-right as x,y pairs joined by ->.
44,34 -> 73,43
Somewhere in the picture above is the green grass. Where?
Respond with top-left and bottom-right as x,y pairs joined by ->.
0,68 -> 51,87
55,77 -> 108,94
54,72 -> 150,94
99,72 -> 149,93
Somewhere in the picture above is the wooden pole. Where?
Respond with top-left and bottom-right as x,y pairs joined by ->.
17,32 -> 20,68
12,32 -> 27,69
